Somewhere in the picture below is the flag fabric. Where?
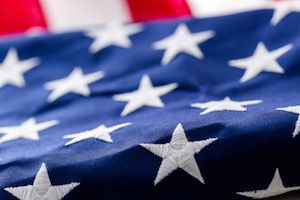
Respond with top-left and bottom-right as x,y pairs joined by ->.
0,0 -> 192,35
1,1 -> 300,200
0,0 -> 295,34
0,0 -> 47,35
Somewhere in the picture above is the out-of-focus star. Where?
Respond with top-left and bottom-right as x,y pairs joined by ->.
113,74 -> 178,116
0,48 -> 39,89
64,122 -> 132,145
229,42 -> 292,82
85,23 -> 143,53
268,0 -> 300,25
45,67 -> 104,102
153,23 -> 214,65
0,118 -> 59,144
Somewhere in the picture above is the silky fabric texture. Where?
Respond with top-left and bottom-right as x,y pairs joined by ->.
0,10 -> 300,200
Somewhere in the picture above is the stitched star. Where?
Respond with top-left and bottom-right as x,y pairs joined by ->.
268,0 -> 300,25
277,105 -> 300,137
64,122 -> 132,146
113,74 -> 178,116
0,48 -> 39,89
5,163 -> 79,200
140,123 -> 217,185
44,67 -> 104,102
237,168 -> 300,199
229,42 -> 292,83
191,97 -> 262,115
153,23 -> 215,65
0,118 -> 59,144
85,23 -> 143,53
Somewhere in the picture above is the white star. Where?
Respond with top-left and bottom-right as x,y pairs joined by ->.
229,42 -> 292,83
191,97 -> 262,115
113,74 -> 178,116
5,163 -> 79,200
237,168 -> 300,199
0,118 -> 59,144
153,23 -> 215,65
85,23 -> 143,53
140,123 -> 217,185
268,0 -> 300,25
277,105 -> 300,137
64,122 -> 132,146
44,67 -> 104,102
0,48 -> 39,89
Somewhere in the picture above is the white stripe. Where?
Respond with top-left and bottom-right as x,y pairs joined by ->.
187,0 -> 273,17
40,0 -> 132,31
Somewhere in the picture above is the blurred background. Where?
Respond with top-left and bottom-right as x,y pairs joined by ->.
0,0 -> 277,35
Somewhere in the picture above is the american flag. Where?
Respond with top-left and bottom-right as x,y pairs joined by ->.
1,0 -> 300,200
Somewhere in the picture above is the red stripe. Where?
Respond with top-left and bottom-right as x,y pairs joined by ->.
0,0 -> 47,35
126,0 -> 192,22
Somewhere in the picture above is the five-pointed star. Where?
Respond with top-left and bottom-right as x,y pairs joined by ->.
5,163 -> 79,200
153,23 -> 215,65
277,105 -> 300,137
237,168 -> 300,199
85,23 -> 143,53
64,122 -> 132,146
44,67 -> 104,102
268,0 -> 300,25
0,118 -> 59,144
140,123 -> 217,185
229,42 -> 292,83
0,48 -> 39,89
113,74 -> 178,116
191,97 -> 262,115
